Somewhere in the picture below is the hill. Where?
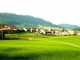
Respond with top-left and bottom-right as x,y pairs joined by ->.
0,13 -> 61,28
58,23 -> 80,30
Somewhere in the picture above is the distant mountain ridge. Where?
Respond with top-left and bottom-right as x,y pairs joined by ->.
0,13 -> 61,28
58,23 -> 80,29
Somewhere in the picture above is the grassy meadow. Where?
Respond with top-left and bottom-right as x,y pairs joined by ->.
0,32 -> 80,60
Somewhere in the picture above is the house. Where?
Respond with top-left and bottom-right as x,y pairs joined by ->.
74,30 -> 80,36
52,29 -> 59,35
40,29 -> 51,34
44,29 -> 51,34
24,28 -> 39,32
32,28 -> 39,32
3,25 -> 16,30
0,26 -> 3,29
0,25 -> 16,30
68,30 -> 74,35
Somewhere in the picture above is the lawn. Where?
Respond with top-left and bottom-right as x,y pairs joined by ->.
0,33 -> 80,60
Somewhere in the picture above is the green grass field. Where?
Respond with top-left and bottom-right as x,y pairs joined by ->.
0,32 -> 80,60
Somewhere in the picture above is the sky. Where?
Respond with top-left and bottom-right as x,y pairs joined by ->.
0,0 -> 80,26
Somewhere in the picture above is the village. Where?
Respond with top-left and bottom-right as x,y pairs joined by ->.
0,25 -> 80,39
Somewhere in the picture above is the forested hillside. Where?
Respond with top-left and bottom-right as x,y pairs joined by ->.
0,13 -> 61,28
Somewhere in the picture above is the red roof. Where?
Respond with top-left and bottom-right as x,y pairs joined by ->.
4,25 -> 15,29
0,26 -> 3,29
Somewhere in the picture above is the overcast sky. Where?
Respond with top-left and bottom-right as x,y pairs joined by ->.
0,0 -> 80,26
